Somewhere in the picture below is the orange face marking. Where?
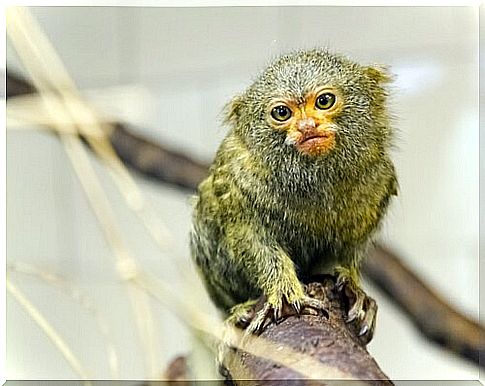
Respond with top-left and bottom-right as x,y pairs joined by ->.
267,86 -> 343,156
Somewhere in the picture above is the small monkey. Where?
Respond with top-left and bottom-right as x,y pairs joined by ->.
190,49 -> 397,340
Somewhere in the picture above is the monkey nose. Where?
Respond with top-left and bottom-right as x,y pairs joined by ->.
297,118 -> 316,132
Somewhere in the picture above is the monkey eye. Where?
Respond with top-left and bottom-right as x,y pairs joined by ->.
315,92 -> 336,110
270,105 -> 292,122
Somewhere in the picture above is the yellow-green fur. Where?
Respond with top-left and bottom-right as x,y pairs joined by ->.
190,48 -> 397,315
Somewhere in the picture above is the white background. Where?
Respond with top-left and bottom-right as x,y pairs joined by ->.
6,6 -> 479,381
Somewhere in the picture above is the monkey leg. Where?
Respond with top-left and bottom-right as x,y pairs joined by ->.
335,265 -> 377,345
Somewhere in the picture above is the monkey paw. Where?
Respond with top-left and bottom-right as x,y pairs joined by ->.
229,295 -> 328,336
226,299 -> 259,329
217,299 -> 261,370
336,276 -> 377,345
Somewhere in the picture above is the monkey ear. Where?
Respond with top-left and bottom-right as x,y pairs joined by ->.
223,94 -> 244,126
364,64 -> 393,84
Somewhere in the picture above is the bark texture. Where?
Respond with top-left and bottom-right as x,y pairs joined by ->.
222,277 -> 393,385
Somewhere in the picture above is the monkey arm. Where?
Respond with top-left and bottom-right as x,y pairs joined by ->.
222,220 -> 331,334
224,221 -> 306,310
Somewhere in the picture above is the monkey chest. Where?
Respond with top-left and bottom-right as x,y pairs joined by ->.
314,203 -> 381,243
267,193 -> 385,248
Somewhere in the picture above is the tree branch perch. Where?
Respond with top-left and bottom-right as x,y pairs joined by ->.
222,278 -> 393,385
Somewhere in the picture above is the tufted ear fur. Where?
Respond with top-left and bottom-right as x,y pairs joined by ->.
223,94 -> 244,126
364,64 -> 393,84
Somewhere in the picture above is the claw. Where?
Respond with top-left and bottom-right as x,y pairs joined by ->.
237,315 -> 251,329
274,306 -> 281,321
245,302 -> 272,336
347,296 -> 364,323
336,275 -> 348,292
337,275 -> 378,345
346,313 -> 356,323
357,296 -> 377,344
292,300 -> 301,314
358,325 -> 369,337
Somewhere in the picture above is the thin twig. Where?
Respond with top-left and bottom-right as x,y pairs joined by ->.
6,7 -> 162,377
8,262 -> 121,378
7,278 -> 92,383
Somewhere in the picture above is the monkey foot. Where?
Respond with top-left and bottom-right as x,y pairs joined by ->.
229,295 -> 328,337
226,299 -> 259,329
336,276 -> 377,345
217,299 -> 261,369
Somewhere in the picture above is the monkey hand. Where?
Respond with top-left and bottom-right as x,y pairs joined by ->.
228,278 -> 328,336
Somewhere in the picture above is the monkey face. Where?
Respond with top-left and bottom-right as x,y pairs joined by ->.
226,49 -> 392,167
266,86 -> 344,156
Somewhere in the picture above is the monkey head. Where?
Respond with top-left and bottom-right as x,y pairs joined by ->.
224,49 -> 393,170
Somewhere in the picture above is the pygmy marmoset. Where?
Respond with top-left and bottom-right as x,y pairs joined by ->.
190,48 -> 398,341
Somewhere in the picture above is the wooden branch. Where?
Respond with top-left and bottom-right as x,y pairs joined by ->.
163,356 -> 192,385
364,244 -> 485,365
6,70 -> 209,192
109,122 -> 208,192
6,69 -> 36,96
222,277 -> 392,385
161,278 -> 393,384
7,71 -> 483,369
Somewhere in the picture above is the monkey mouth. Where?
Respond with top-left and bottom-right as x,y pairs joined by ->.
300,133 -> 331,144
297,131 -> 336,155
